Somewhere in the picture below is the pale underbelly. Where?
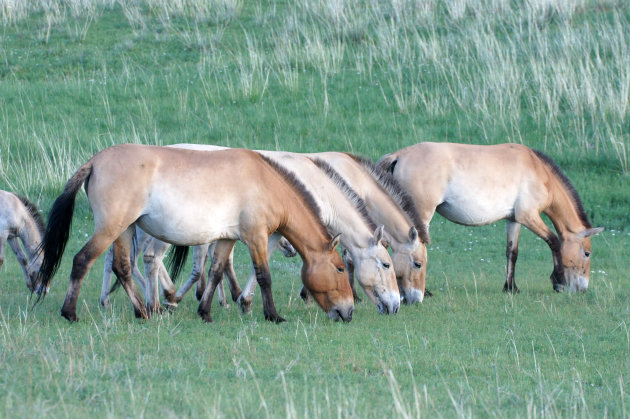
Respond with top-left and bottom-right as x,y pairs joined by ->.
436,199 -> 513,226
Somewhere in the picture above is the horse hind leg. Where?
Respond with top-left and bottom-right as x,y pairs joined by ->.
222,246 -> 242,305
100,246 -> 115,308
61,232 -> 127,322
111,228 -> 150,319
197,239 -> 236,323
504,221 -> 521,293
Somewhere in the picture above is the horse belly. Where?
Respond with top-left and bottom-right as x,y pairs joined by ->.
437,187 -> 515,226
137,201 -> 241,246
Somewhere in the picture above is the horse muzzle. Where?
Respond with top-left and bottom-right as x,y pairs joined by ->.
377,291 -> 400,315
400,288 -> 424,304
327,304 -> 354,322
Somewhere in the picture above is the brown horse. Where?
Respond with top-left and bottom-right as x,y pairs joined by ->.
36,144 -> 353,323
0,190 -> 45,292
377,142 -> 603,293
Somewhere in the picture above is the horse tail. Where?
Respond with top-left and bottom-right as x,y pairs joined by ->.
376,153 -> 398,175
37,162 -> 93,294
166,245 -> 189,283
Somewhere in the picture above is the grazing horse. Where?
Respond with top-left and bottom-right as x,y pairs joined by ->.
306,152 -> 430,303
36,144 -> 354,323
377,142 -> 603,293
171,144 -> 401,315
0,190 -> 45,292
100,227 -> 297,309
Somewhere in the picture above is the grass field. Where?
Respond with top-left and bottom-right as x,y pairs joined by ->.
0,0 -> 629,416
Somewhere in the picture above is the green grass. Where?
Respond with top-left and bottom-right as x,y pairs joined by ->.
0,0 -> 629,416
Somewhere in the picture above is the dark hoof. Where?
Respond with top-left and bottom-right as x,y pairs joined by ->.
425,288 -> 433,297
265,313 -> 286,323
503,284 -> 520,294
134,308 -> 149,319
197,308 -> 213,323
61,310 -> 78,322
237,296 -> 252,314
553,283 -> 564,293
299,287 -> 311,303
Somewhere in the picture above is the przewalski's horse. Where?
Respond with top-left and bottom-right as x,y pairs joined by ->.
377,142 -> 603,293
306,152 -> 430,304
100,227 -> 297,309
36,144 -> 354,323
171,144 -> 401,315
0,190 -> 45,292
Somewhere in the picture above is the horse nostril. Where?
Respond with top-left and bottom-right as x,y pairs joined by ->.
393,304 -> 399,314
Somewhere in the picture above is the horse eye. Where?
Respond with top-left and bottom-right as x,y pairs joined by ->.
584,251 -> 591,258
414,261 -> 423,269
336,266 -> 344,273
382,262 -> 390,269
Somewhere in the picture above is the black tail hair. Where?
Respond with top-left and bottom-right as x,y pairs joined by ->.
36,163 -> 93,294
166,245 -> 189,282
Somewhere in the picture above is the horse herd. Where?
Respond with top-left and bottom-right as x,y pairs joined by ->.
0,142 -> 603,324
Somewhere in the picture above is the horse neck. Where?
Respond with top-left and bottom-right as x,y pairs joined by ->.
19,215 -> 44,265
362,182 -> 414,249
544,175 -> 589,239
275,197 -> 332,263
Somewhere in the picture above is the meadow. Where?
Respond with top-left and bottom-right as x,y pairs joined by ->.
0,0 -> 629,416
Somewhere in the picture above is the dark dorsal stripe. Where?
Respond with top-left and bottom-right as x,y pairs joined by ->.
532,149 -> 592,228
257,154 -> 330,238
16,194 -> 45,236
311,158 -> 378,232
345,153 -> 430,244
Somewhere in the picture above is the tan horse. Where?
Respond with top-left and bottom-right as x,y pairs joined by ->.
0,190 -> 45,292
306,152 -> 430,303
171,144 -> 401,315
36,144 -> 353,323
377,142 -> 603,293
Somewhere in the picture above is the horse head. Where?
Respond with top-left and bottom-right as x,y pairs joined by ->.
301,234 -> 354,322
391,226 -> 427,304
351,225 -> 400,314
558,227 -> 604,292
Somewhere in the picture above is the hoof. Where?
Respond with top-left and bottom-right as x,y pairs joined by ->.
197,309 -> 213,323
134,308 -> 149,319
299,287 -> 311,303
100,299 -> 110,309
265,313 -> 286,323
163,300 -> 178,312
503,284 -> 520,294
61,310 -> 78,322
195,289 -> 204,301
237,295 -> 252,314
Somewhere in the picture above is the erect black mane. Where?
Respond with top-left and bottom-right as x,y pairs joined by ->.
16,194 -> 45,236
257,154 -> 330,238
345,153 -> 431,244
532,149 -> 592,228
311,158 -> 378,232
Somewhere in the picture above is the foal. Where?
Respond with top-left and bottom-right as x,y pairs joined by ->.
378,142 -> 603,293
0,190 -> 45,292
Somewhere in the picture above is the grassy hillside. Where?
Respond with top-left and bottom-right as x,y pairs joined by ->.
0,0 -> 629,416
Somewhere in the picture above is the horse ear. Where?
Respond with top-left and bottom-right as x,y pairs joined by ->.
328,233 -> 342,251
577,227 -> 604,239
408,226 -> 419,244
371,225 -> 388,248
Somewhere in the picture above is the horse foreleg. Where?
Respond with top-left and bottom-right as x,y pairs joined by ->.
222,248 -> 242,306
248,235 -> 285,324
0,234 -> 5,279
142,239 -> 170,314
237,232 -> 282,314
62,233 -> 123,322
504,221 -> 521,293
172,243 -> 209,305
112,228 -> 150,319
8,237 -> 31,291
100,246 -> 115,308
520,214 -> 564,292
197,239 -> 236,323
